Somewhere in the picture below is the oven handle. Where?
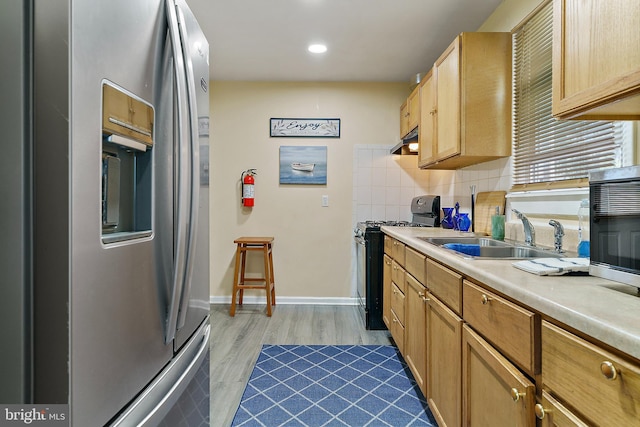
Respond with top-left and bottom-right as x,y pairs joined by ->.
355,236 -> 366,246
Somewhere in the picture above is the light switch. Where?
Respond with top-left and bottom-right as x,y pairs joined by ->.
322,195 -> 329,207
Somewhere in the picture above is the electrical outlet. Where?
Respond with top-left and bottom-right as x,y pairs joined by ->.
322,195 -> 329,207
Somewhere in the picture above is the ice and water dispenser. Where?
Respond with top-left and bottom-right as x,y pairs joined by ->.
101,81 -> 154,244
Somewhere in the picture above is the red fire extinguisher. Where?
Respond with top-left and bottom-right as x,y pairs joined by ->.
241,169 -> 257,207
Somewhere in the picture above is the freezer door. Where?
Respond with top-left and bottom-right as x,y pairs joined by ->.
111,320 -> 210,426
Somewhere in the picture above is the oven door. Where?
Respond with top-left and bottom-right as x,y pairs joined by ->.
355,235 -> 367,311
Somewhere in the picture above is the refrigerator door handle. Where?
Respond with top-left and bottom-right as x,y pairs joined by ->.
175,3 -> 201,330
164,0 -> 190,344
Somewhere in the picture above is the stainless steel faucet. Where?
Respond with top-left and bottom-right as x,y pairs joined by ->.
512,209 -> 536,246
548,220 -> 565,253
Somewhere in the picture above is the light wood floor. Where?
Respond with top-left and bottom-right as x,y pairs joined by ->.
209,304 -> 392,427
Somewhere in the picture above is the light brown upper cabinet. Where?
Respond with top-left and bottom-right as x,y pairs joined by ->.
400,85 -> 421,138
419,32 -> 512,169
407,85 -> 420,134
418,69 -> 436,167
552,0 -> 640,120
400,100 -> 410,138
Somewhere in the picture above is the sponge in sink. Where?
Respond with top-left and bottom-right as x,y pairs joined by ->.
442,243 -> 481,256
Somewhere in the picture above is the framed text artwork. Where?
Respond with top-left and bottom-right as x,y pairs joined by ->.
270,118 -> 340,138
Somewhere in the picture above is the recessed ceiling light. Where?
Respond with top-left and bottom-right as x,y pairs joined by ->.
308,44 -> 327,54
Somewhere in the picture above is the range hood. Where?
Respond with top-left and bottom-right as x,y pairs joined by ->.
390,128 -> 418,155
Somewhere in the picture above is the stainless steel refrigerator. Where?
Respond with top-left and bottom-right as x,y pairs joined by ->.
0,0 -> 211,425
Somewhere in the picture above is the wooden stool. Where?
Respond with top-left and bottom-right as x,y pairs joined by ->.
230,237 -> 276,317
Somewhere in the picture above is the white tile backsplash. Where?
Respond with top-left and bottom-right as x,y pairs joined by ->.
352,145 -> 514,226
353,144 -> 430,224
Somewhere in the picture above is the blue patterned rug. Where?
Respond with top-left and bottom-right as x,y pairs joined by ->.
231,345 -> 436,426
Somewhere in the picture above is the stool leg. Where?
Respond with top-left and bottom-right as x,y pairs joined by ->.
230,244 -> 242,317
238,245 -> 247,305
263,244 -> 272,316
268,243 -> 276,307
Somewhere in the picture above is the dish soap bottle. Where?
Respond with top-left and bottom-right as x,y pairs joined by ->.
577,199 -> 590,258
491,206 -> 505,241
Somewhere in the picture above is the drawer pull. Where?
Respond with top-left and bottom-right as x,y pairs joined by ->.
422,296 -> 430,303
510,388 -> 525,402
534,404 -> 546,419
601,361 -> 618,380
481,294 -> 492,305
418,291 -> 425,297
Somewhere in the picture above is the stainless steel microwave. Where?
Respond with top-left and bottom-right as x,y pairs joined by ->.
589,165 -> 640,288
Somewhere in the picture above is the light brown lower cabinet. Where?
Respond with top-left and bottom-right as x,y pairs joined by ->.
462,325 -> 535,426
541,321 -> 640,426
382,254 -> 392,329
535,390 -> 588,427
426,293 -> 462,427
405,273 -> 427,396
390,280 -> 406,355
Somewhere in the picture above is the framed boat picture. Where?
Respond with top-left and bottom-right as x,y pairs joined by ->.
279,146 -> 327,185
270,118 -> 340,138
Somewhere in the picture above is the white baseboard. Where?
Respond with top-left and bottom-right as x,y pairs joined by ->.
209,296 -> 358,305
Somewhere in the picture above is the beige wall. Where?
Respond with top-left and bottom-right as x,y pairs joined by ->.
478,0 -> 544,32
208,0 -> 564,302
209,81 -> 408,301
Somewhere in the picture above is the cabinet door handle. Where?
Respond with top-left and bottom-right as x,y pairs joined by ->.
510,388 -> 525,402
481,294 -> 492,305
534,403 -> 546,419
418,291 -> 430,303
601,361 -> 618,380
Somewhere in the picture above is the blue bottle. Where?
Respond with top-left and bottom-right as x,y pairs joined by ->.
458,213 -> 471,232
453,202 -> 460,231
441,208 -> 455,229
577,199 -> 590,258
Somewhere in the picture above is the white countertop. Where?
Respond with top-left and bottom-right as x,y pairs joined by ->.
381,226 -> 640,361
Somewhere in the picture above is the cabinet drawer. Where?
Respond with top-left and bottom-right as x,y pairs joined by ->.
537,390 -> 588,427
542,321 -> 640,427
426,259 -> 462,316
392,239 -> 406,266
391,282 -> 405,325
463,281 -> 539,376
390,310 -> 405,354
384,235 -> 393,255
391,260 -> 406,293
405,246 -> 426,284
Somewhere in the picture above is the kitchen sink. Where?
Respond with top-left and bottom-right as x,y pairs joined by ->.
420,237 -> 513,248
418,236 -> 564,259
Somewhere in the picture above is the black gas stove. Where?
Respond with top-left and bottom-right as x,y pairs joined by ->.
354,195 -> 441,330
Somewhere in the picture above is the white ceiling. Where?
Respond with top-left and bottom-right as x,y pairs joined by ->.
188,0 -> 504,82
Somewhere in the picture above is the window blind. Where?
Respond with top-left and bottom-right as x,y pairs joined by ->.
512,1 -> 626,188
